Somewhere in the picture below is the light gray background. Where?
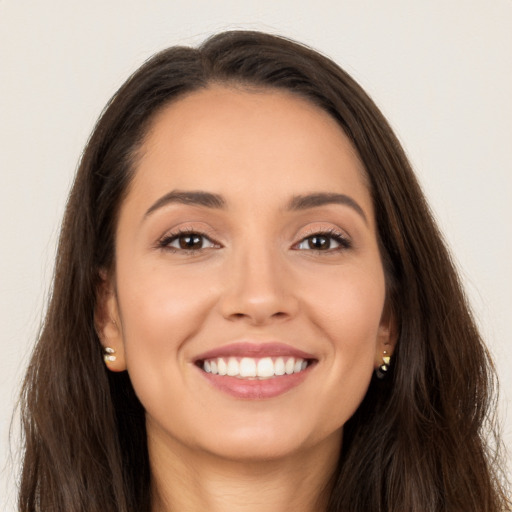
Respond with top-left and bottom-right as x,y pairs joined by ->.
1,1 -> 511,508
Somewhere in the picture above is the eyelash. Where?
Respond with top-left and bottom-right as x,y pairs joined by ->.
157,228 -> 220,253
293,228 -> 352,252
157,228 -> 352,253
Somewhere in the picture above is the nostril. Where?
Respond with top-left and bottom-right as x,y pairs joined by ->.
227,310 -> 290,323
220,290 -> 299,324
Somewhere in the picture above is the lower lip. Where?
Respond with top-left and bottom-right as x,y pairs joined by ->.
197,365 -> 313,399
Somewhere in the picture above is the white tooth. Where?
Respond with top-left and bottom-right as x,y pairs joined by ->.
301,360 -> 308,371
210,360 -> 218,374
204,360 -> 211,373
285,357 -> 295,374
217,357 -> 227,376
240,357 -> 257,377
257,357 -> 275,378
227,357 -> 239,376
274,357 -> 285,376
294,359 -> 303,373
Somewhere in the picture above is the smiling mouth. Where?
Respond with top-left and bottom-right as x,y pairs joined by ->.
196,356 -> 315,379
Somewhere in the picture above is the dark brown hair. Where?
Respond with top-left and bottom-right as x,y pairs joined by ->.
18,30 -> 510,511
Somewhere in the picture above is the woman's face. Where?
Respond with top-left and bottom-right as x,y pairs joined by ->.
100,86 -> 393,462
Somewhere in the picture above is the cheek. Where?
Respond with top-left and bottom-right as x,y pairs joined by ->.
300,262 -> 386,347
115,261 -> 221,429
116,259 -> 219,363
296,263 -> 386,410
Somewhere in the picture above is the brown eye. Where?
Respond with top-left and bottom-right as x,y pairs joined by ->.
178,233 -> 204,249
295,232 -> 351,252
307,235 -> 330,250
161,232 -> 217,251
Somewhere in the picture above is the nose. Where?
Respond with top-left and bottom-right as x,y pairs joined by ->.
218,245 -> 299,326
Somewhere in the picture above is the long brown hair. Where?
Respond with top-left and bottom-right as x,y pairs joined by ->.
18,30 -> 510,511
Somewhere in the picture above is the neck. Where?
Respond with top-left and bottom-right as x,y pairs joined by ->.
149,427 -> 341,512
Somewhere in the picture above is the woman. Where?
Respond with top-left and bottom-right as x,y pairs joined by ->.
18,30 -> 510,511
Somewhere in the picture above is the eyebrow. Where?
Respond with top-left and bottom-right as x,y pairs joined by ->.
144,189 -> 367,224
287,193 -> 368,224
144,190 -> 226,217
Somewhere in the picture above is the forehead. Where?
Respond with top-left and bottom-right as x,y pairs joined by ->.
127,85 -> 372,215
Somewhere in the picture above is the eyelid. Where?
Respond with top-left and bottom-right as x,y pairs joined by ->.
292,226 -> 352,251
156,225 -> 222,252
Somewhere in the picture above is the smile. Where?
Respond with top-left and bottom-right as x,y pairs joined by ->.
194,343 -> 317,399
201,356 -> 310,379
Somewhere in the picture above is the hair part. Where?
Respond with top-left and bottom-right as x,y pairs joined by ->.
17,30 -> 510,511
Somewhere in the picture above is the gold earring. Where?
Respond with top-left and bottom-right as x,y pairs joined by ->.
376,350 -> 391,379
103,347 -> 117,363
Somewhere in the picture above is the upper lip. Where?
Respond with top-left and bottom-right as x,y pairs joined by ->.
193,342 -> 317,362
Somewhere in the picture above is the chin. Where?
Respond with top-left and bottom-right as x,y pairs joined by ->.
203,432 -> 310,462
195,417 -> 341,463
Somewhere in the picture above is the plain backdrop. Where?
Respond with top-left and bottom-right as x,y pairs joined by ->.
1,0 -> 511,508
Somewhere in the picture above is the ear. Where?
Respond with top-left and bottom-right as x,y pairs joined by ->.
374,301 -> 397,368
94,269 -> 127,372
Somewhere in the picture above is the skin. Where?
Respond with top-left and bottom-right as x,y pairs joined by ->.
97,86 -> 394,512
